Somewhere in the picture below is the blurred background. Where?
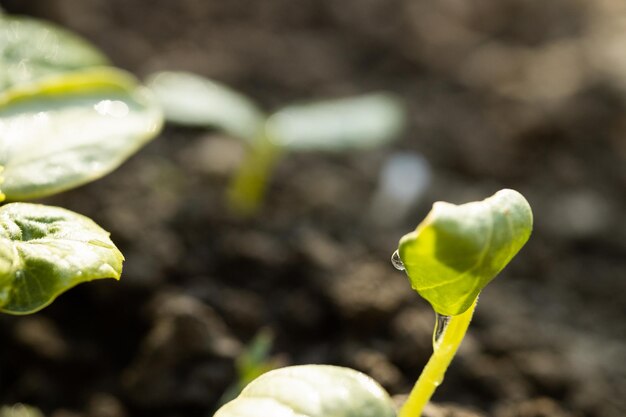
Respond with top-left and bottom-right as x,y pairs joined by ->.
0,1 -> 625,417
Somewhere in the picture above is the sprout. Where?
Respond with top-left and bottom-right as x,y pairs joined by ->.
147,71 -> 406,215
214,189 -> 533,417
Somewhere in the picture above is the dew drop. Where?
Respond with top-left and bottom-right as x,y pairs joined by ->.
433,312 -> 452,348
97,263 -> 115,275
391,249 -> 405,271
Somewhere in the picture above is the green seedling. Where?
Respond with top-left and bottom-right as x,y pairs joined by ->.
214,189 -> 533,417
147,71 -> 406,214
0,403 -> 44,417
218,328 -> 283,406
0,13 -> 162,313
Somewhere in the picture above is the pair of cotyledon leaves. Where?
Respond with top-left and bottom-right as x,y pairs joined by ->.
147,71 -> 406,151
0,13 -> 162,313
215,189 -> 532,417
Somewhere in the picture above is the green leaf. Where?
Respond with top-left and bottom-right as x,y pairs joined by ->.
236,328 -> 278,385
218,329 -> 281,406
266,93 -> 405,151
0,14 -> 108,92
0,67 -> 163,200
0,404 -> 44,417
398,189 -> 533,316
0,202 -> 123,314
214,365 -> 396,417
146,71 -> 266,140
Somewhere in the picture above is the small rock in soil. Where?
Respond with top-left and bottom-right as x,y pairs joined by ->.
178,134 -> 245,177
460,354 -> 532,401
511,350 -> 571,397
199,281 -> 267,332
322,260 -> 412,327
13,316 -> 68,361
122,291 -> 240,407
86,393 -> 127,417
296,228 -> 345,269
50,410 -> 82,417
220,230 -> 288,266
278,288 -> 327,331
352,347 -> 403,390
391,305 -> 435,367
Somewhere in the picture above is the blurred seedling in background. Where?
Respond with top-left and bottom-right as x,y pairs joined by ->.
0,403 -> 43,417
217,328 -> 285,407
0,12 -> 162,313
147,71 -> 406,215
214,189 -> 533,417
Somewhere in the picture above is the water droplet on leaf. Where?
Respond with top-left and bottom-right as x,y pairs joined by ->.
433,312 -> 451,348
391,249 -> 405,271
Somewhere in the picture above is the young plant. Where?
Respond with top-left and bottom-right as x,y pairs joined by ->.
147,71 -> 406,214
218,328 -> 283,406
0,13 -> 162,313
213,189 -> 533,417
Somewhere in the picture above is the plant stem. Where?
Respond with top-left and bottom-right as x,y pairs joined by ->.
227,135 -> 282,215
398,299 -> 477,417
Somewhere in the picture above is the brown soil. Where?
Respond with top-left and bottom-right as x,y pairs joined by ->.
0,1 -> 625,417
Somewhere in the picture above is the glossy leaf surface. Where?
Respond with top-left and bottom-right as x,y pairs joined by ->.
214,365 -> 396,417
146,71 -> 265,140
398,189 -> 533,316
0,203 -> 123,314
0,67 -> 163,200
0,14 -> 108,92
266,93 -> 405,151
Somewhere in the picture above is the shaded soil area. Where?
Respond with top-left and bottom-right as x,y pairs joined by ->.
0,1 -> 625,417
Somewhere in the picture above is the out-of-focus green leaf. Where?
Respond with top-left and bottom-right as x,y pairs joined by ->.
214,365 -> 396,417
237,328 -> 277,384
266,93 -> 405,151
0,203 -> 123,314
0,404 -> 44,417
398,189 -> 533,316
218,328 -> 282,406
0,14 -> 108,92
0,67 -> 163,200
146,71 -> 265,140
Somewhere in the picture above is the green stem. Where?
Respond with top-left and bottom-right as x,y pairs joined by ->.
398,299 -> 477,417
227,135 -> 282,216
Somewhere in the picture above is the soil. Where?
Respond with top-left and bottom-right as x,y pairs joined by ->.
1,1 -> 625,417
